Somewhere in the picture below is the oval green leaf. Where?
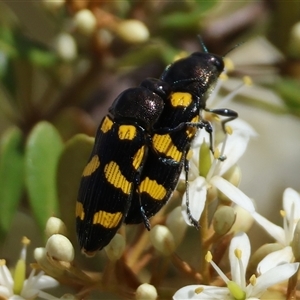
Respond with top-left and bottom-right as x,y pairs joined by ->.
57,134 -> 94,244
0,126 -> 24,239
25,121 -> 63,231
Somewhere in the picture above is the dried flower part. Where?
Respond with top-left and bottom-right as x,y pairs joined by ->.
104,233 -> 126,261
135,283 -> 157,300
149,225 -> 175,256
116,20 -> 149,43
45,217 -> 68,238
45,234 -> 75,262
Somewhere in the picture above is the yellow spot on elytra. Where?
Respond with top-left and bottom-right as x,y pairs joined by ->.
104,161 -> 132,194
152,134 -> 182,163
76,201 -> 85,220
139,177 -> 167,201
186,115 -> 200,138
170,92 -> 192,107
118,125 -> 137,140
132,146 -> 145,170
93,211 -> 123,228
82,155 -> 100,177
100,116 -> 113,133
205,251 -> 212,262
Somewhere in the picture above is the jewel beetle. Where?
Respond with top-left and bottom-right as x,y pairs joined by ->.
76,46 -> 238,254
124,51 -> 238,228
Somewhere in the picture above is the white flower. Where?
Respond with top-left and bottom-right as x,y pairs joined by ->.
252,188 -> 300,271
173,232 -> 299,300
182,117 -> 256,226
0,237 -> 59,300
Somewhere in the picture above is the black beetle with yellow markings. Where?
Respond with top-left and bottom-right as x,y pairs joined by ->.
76,48 -> 238,255
125,52 -> 238,228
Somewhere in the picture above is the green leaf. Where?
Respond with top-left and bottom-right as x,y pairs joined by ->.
57,134 -> 94,244
274,78 -> 300,116
25,121 -> 63,231
0,127 -> 24,238
158,0 -> 218,30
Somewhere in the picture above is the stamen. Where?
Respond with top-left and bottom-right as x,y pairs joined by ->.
223,58 -> 235,72
234,249 -> 242,259
225,125 -> 233,135
249,274 -> 257,286
13,237 -> 30,294
205,251 -> 230,283
280,210 -> 286,218
243,76 -> 252,86
194,287 -> 203,294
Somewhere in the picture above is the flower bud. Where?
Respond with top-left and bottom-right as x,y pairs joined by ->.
34,247 -> 65,276
73,9 -> 97,36
150,225 -> 175,256
104,233 -> 126,261
288,22 -> 300,58
213,206 -> 235,235
116,20 -> 149,43
166,206 -> 187,247
45,217 -> 68,238
229,205 -> 254,234
247,243 -> 283,275
135,283 -> 157,300
46,234 -> 74,262
42,0 -> 65,12
54,33 -> 77,61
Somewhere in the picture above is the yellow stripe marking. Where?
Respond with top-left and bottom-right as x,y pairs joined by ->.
152,134 -> 182,163
118,125 -> 137,140
76,201 -> 85,220
82,155 -> 100,177
170,92 -> 192,107
100,116 -> 113,133
104,161 -> 132,194
139,177 -> 167,201
93,210 -> 123,228
132,146 -> 145,170
186,115 -> 200,138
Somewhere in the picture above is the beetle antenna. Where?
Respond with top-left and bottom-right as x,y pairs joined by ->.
223,42 -> 244,57
197,35 -> 208,53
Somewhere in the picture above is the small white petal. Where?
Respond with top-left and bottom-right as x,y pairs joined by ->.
283,188 -> 300,221
229,232 -> 251,286
215,127 -> 254,176
173,285 -> 229,299
0,286 -> 11,298
247,263 -> 299,298
257,246 -> 294,274
210,176 -> 255,213
182,177 -> 207,226
252,212 -> 286,245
